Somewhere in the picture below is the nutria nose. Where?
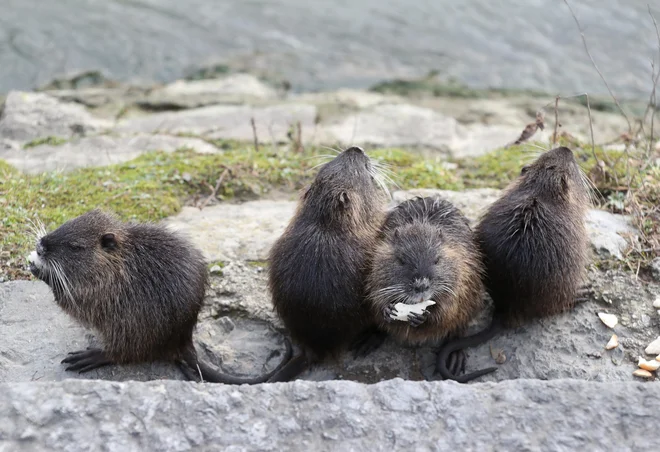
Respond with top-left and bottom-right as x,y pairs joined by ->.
412,278 -> 430,293
345,146 -> 365,154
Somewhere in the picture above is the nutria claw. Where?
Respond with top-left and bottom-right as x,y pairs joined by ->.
407,310 -> 429,328
382,304 -> 396,323
61,348 -> 113,373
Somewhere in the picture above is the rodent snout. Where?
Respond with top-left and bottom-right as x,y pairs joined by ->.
345,146 -> 365,155
412,277 -> 431,293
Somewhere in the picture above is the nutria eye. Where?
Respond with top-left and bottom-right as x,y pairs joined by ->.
521,165 -> 530,175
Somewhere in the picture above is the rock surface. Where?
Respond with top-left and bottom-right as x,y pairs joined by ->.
116,104 -> 318,143
0,133 -> 221,174
167,189 -> 639,263
1,378 -> 658,451
0,76 -> 636,161
586,209 -> 637,260
0,280 -> 289,384
0,91 -> 112,142
2,221 -> 658,386
650,257 -> 660,282
138,74 -> 279,109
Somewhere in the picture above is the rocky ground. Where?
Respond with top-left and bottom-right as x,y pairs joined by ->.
1,73 -> 659,450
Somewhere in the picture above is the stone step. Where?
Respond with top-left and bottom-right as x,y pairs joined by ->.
0,378 -> 655,451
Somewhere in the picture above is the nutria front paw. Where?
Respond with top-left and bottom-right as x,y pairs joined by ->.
382,303 -> 396,323
407,310 -> 429,328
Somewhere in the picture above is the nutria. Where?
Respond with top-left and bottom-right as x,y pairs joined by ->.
27,209 -> 291,384
437,146 -> 591,378
366,196 -> 497,382
267,146 -> 389,382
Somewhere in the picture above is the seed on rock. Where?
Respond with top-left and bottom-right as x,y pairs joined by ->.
605,335 -> 619,350
645,337 -> 660,355
638,357 -> 660,371
653,297 -> 660,309
633,369 -> 654,379
598,312 -> 618,329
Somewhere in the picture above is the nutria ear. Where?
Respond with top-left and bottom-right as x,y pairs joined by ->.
521,164 -> 531,175
339,192 -> 349,206
101,233 -> 117,250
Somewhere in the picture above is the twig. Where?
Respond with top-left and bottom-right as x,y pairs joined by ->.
553,95 -> 560,145
250,117 -> 259,153
563,0 -> 632,134
649,6 -> 660,156
296,121 -> 304,153
198,168 -> 229,210
583,93 -> 602,168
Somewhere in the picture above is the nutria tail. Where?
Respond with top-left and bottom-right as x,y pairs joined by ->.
264,353 -> 311,383
180,336 -> 293,384
436,319 -> 502,383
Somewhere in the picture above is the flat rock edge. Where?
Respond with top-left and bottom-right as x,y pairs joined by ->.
1,378 -> 657,451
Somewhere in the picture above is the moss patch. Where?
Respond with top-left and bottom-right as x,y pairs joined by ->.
453,141 -> 628,192
0,144 -> 462,279
23,136 -> 68,149
370,73 -> 546,99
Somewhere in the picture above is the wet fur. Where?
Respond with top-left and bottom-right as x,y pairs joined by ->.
367,196 -> 485,344
476,146 -> 590,326
268,147 -> 388,367
30,209 -> 290,383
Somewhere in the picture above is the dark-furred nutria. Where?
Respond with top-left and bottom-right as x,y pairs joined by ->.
27,209 -> 291,384
366,196 -> 496,382
267,146 -> 389,382
437,146 -> 591,378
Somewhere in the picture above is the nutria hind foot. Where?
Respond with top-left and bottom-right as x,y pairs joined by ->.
350,326 -> 388,358
61,348 -> 114,373
575,285 -> 594,303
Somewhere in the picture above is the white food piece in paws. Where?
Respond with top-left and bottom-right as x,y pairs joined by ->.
390,300 -> 436,322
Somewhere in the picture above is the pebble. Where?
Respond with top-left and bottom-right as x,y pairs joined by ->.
605,335 -> 618,350
638,357 -> 660,371
644,337 -> 660,355
209,265 -> 223,275
633,369 -> 654,379
598,312 -> 618,329
654,297 -> 660,309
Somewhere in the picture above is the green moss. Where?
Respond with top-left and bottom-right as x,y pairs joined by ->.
1,144 -> 465,279
184,64 -> 230,81
246,260 -> 268,268
370,74 -> 546,99
453,141 -> 628,191
370,149 -> 462,190
23,136 -> 68,149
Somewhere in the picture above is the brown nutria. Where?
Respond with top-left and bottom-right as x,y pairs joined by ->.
365,196 -> 497,382
437,146 -> 591,377
27,209 -> 291,384
266,146 -> 389,382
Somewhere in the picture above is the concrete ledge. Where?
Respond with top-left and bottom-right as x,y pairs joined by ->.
1,378 -> 656,451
